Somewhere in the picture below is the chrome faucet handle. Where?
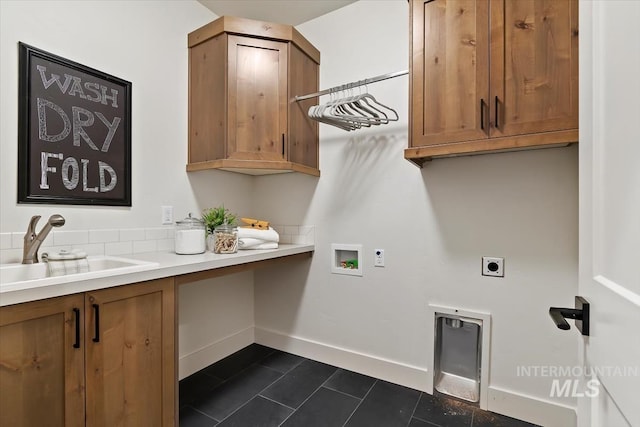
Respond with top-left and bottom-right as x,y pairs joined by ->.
22,214 -> 64,264
23,216 -> 41,264
25,215 -> 41,242
47,214 -> 65,228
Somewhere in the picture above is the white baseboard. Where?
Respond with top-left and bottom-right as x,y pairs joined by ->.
179,326 -> 255,380
255,327 -> 429,391
255,327 -> 577,427
488,386 -> 577,427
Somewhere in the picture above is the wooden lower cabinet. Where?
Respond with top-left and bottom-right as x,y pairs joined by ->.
0,294 -> 85,427
85,279 -> 176,427
0,278 -> 176,427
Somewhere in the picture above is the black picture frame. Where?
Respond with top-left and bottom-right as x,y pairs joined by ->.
18,42 -> 132,206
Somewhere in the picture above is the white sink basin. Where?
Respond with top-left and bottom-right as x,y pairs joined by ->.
0,256 -> 159,287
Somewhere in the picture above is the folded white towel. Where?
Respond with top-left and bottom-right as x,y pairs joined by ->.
238,238 -> 279,250
45,258 -> 89,276
42,249 -> 88,261
239,238 -> 265,248
237,226 -> 279,243
239,241 -> 278,250
43,249 -> 89,276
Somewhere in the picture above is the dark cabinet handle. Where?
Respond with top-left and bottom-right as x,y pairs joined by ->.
92,304 -> 100,343
480,99 -> 486,131
282,134 -> 285,156
73,308 -> 80,349
494,96 -> 499,129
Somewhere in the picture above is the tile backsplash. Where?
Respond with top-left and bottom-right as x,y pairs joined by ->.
0,224 -> 314,264
272,225 -> 315,245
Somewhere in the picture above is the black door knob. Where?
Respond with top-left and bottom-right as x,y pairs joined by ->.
549,296 -> 590,336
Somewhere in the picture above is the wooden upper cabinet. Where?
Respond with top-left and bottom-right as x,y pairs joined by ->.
491,0 -> 579,138
407,0 -> 578,164
412,0 -> 489,146
0,294 -> 85,427
227,35 -> 288,162
188,16 -> 320,176
288,43 -> 320,171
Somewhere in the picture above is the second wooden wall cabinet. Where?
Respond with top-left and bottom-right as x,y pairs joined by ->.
188,17 -> 321,176
406,0 -> 579,164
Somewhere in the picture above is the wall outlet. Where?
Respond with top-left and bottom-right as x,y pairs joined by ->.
482,256 -> 504,277
374,249 -> 385,267
161,206 -> 173,225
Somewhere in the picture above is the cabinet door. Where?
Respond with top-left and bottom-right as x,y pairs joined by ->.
288,44 -> 319,170
189,33 -> 227,164
0,295 -> 85,427
411,0 -> 490,147
227,35 -> 288,161
490,0 -> 578,137
85,279 -> 176,427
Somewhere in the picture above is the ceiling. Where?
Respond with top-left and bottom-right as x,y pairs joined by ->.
197,0 -> 358,26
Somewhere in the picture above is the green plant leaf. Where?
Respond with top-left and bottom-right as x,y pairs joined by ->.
201,205 -> 237,234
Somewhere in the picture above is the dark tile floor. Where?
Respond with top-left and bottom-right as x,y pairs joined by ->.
179,344 -> 539,427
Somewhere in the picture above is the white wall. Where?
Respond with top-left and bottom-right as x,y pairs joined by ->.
0,0 -> 254,230
0,0 -> 255,378
253,1 -> 579,426
1,2 -> 582,423
179,271 -> 255,379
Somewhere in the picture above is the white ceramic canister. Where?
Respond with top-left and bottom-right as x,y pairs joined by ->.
175,213 -> 206,254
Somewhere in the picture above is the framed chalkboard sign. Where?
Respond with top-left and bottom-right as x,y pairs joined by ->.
18,43 -> 132,206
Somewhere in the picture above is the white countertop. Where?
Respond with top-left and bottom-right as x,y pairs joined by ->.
0,244 -> 314,307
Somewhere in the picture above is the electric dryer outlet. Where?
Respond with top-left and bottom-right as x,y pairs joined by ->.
482,257 -> 504,277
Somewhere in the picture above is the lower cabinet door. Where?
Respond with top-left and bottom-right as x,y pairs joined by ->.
85,278 -> 176,427
0,294 -> 85,427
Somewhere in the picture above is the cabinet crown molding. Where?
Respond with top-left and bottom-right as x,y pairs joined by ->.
188,15 -> 320,64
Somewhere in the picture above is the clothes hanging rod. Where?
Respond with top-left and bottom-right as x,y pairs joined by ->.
293,70 -> 408,102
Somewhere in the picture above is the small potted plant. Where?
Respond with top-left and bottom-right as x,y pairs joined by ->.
202,206 -> 237,253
